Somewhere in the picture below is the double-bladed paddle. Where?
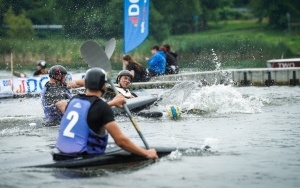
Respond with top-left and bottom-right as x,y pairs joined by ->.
80,40 -> 150,149
105,38 -> 116,60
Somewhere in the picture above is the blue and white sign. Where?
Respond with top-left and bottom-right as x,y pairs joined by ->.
124,0 -> 150,53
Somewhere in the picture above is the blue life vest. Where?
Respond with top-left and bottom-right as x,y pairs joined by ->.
56,97 -> 108,154
41,82 -> 72,123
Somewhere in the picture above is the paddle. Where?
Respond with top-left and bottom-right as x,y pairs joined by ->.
80,39 -> 116,69
80,40 -> 150,149
105,38 -> 116,59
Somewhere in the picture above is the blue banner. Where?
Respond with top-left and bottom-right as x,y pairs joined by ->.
124,0 -> 150,53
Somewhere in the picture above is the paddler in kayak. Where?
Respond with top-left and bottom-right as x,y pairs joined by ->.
42,65 -> 125,126
105,70 -> 137,100
56,67 -> 158,159
33,60 -> 48,76
41,65 -> 84,126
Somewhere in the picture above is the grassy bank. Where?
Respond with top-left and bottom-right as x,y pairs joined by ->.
0,20 -> 299,72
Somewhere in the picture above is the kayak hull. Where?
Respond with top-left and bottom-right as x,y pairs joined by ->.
112,95 -> 163,118
30,146 -> 177,169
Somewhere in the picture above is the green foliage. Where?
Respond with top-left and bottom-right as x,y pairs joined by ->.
216,7 -> 252,20
152,0 -> 202,34
3,7 -> 34,39
0,19 -> 298,70
250,0 -> 300,30
149,4 -> 170,42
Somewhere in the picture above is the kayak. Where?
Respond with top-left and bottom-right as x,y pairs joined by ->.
13,70 -> 27,78
111,95 -> 157,114
30,145 -> 178,169
111,95 -> 163,118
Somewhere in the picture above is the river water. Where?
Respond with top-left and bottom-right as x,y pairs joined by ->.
0,83 -> 300,188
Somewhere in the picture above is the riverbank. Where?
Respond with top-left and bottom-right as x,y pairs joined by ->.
0,20 -> 299,72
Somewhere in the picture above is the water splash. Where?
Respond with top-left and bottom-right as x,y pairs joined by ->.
211,49 -> 233,85
167,150 -> 182,160
158,82 -> 264,115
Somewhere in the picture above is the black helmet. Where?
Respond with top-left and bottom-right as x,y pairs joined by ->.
49,65 -> 67,81
85,68 -> 107,91
37,60 -> 46,68
116,70 -> 133,83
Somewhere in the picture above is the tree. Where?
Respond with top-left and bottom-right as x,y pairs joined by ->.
148,4 -> 170,42
152,0 -> 202,34
200,0 -> 233,28
3,7 -> 34,39
250,0 -> 300,29
53,0 -> 116,38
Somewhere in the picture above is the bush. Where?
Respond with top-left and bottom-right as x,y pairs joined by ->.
3,7 -> 34,39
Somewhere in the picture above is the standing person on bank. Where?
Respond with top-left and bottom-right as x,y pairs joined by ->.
56,67 -> 158,159
122,55 -> 150,82
146,45 -> 166,77
33,60 -> 48,76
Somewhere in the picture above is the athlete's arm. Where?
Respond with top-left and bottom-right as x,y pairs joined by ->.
105,121 -> 158,159
107,93 -> 126,108
55,100 -> 68,113
67,79 -> 85,89
129,70 -> 135,78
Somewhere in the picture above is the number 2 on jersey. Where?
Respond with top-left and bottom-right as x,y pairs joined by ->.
63,111 -> 79,138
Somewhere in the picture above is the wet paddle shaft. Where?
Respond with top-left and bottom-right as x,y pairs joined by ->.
80,40 -> 150,149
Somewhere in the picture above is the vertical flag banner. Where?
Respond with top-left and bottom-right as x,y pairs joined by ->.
124,0 -> 150,53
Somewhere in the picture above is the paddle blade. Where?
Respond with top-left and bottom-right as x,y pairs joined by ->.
80,40 -> 112,77
80,40 -> 105,68
105,38 -> 116,59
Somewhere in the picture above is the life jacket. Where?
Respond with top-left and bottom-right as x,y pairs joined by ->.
115,86 -> 134,98
41,81 -> 72,122
56,97 -> 108,154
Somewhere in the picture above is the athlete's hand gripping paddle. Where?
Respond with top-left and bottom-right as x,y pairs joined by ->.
80,40 -> 150,149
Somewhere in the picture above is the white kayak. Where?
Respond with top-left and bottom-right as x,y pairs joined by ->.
111,95 -> 163,118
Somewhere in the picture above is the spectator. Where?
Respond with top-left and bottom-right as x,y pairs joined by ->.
162,44 -> 179,74
122,55 -> 150,82
146,45 -> 166,77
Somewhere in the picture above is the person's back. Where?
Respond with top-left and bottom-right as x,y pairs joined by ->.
56,94 -> 111,154
56,67 -> 158,159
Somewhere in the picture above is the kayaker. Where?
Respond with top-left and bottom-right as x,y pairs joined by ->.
33,60 -> 48,76
41,65 -> 85,126
104,70 -> 137,100
56,67 -> 158,159
122,55 -> 150,82
145,45 -> 166,77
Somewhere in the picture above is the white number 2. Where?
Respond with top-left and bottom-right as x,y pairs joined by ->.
63,111 -> 79,138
